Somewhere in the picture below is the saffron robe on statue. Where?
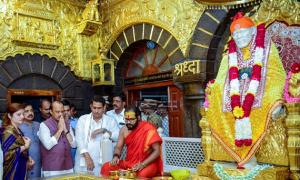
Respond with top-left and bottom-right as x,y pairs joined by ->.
1,126 -> 28,180
101,121 -> 163,178
206,28 -> 286,166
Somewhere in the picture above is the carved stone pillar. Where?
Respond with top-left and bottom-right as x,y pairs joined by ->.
173,59 -> 206,137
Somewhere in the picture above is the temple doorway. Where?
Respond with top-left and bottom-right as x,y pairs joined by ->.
126,82 -> 183,137
119,40 -> 184,137
0,53 -> 94,116
8,89 -> 61,115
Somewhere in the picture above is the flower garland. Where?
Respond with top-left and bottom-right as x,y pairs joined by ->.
203,79 -> 215,109
228,24 -> 265,147
284,63 -> 300,103
213,163 -> 272,180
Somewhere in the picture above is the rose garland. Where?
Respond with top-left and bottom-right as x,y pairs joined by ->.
228,24 -> 265,147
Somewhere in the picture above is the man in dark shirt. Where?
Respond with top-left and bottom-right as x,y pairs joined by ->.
34,99 -> 51,123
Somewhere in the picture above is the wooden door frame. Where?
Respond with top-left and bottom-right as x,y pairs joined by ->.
125,80 -> 174,91
124,80 -> 174,106
7,89 -> 62,105
125,80 -> 184,137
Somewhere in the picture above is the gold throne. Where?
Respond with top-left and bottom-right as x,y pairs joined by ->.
197,102 -> 300,180
193,1 -> 300,178
195,21 -> 300,180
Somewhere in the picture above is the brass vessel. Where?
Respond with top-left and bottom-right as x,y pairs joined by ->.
109,169 -> 137,180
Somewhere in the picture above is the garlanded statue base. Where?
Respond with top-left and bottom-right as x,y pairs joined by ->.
196,102 -> 300,180
195,162 -> 289,180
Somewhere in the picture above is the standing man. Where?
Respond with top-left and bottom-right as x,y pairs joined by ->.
75,96 -> 119,175
19,103 -> 41,178
34,99 -> 51,123
69,103 -> 78,134
143,101 -> 162,129
62,100 -> 77,165
106,92 -> 126,128
69,103 -> 78,164
38,101 -> 76,177
157,103 -> 169,137
101,106 -> 163,178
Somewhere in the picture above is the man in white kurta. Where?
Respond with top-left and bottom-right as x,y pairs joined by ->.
75,96 -> 119,175
106,92 -> 126,129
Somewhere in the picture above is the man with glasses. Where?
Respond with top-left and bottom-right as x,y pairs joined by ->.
100,106 -> 163,178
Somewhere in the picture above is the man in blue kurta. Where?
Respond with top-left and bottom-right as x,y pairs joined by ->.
20,104 -> 41,178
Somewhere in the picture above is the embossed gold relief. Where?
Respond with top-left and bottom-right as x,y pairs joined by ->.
11,1 -> 59,49
82,0 -> 100,22
253,0 -> 300,25
77,0 -> 101,36
78,33 -> 100,78
0,0 -> 98,78
12,12 -> 59,49
255,118 -> 289,166
100,0 -> 205,56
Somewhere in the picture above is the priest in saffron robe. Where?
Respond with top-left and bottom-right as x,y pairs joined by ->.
100,106 -> 163,178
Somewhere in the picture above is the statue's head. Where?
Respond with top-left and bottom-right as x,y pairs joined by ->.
230,12 -> 256,48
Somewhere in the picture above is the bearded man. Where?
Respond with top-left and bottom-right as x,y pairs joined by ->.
100,106 -> 163,178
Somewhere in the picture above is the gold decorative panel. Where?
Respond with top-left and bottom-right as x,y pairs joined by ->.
100,0 -> 205,57
253,0 -> 300,25
0,0 -> 297,80
12,12 -> 59,49
0,0 -> 93,78
256,118 -> 289,166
